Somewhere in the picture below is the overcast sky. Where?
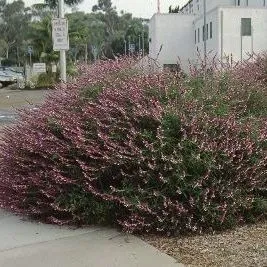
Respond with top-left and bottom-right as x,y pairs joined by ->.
21,0 -> 188,18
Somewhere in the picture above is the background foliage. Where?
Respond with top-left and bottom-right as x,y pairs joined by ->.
0,0 -> 149,66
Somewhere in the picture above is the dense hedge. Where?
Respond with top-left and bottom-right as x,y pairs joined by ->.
0,57 -> 266,235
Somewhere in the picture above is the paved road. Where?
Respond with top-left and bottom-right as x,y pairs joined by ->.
0,87 -> 48,128
0,87 -> 48,111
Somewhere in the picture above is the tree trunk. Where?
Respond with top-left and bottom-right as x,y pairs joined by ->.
6,46 -> 9,59
17,46 -> 20,66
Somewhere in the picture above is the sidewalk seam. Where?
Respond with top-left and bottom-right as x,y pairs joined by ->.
0,228 -> 103,253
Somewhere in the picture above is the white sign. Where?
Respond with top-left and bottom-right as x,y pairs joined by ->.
129,43 -> 135,53
33,63 -> 46,73
52,18 -> 69,51
52,64 -> 57,73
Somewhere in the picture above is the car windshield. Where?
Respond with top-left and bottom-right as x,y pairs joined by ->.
0,67 -> 23,73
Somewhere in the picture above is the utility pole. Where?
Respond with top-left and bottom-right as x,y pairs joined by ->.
58,0 -> 67,82
203,0 -> 207,74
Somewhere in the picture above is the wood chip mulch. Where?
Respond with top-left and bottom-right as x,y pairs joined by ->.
143,223 -> 267,267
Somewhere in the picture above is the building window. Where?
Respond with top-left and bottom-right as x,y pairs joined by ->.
241,18 -> 252,36
189,3 -> 193,13
195,30 -> 196,44
206,23 -> 209,40
210,22 -> 213,39
198,28 -> 200,43
237,0 -> 240,6
202,25 -> 205,41
246,0 -> 248,5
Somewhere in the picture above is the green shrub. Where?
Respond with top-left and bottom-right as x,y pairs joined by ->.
0,57 -> 266,235
36,73 -> 56,88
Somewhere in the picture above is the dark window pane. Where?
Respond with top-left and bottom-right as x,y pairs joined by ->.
241,18 -> 251,36
210,22 -> 213,39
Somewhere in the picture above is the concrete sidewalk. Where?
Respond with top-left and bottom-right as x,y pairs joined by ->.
0,210 -> 183,267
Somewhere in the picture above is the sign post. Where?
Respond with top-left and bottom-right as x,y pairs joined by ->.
28,46 -> 33,66
52,0 -> 68,82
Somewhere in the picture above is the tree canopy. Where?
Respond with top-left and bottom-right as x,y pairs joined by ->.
45,0 -> 83,8
0,0 -> 149,66
169,5 -> 180,13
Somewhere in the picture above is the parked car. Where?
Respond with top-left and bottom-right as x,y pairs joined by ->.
0,67 -> 25,88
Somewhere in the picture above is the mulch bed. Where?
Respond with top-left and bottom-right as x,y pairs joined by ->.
143,223 -> 267,267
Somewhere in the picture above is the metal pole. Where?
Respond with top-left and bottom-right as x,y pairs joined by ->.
128,36 -> 131,56
58,0 -> 67,82
138,34 -> 141,58
142,30 -> 145,58
220,11 -> 224,65
203,0 -> 207,74
124,39 -> 127,56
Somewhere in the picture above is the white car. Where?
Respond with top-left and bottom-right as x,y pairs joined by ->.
0,67 -> 25,88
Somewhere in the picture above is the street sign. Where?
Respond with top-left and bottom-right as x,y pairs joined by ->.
27,46 -> 33,55
33,63 -> 46,73
129,43 -> 135,53
52,18 -> 69,51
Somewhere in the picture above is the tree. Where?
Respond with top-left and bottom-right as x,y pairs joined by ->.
31,3 -> 54,20
0,0 -> 6,14
28,14 -> 58,63
45,0 -> 83,8
67,12 -> 106,62
169,5 -> 180,13
0,0 -> 31,64
91,0 -> 149,58
0,39 -> 8,58
92,0 -> 112,12
0,0 -> 149,65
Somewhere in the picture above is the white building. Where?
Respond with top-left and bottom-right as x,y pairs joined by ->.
149,0 -> 267,71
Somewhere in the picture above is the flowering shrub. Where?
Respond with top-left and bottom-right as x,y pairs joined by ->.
0,57 -> 266,235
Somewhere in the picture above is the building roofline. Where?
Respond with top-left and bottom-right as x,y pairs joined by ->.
151,4 -> 267,21
150,12 -> 195,20
192,5 -> 267,21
